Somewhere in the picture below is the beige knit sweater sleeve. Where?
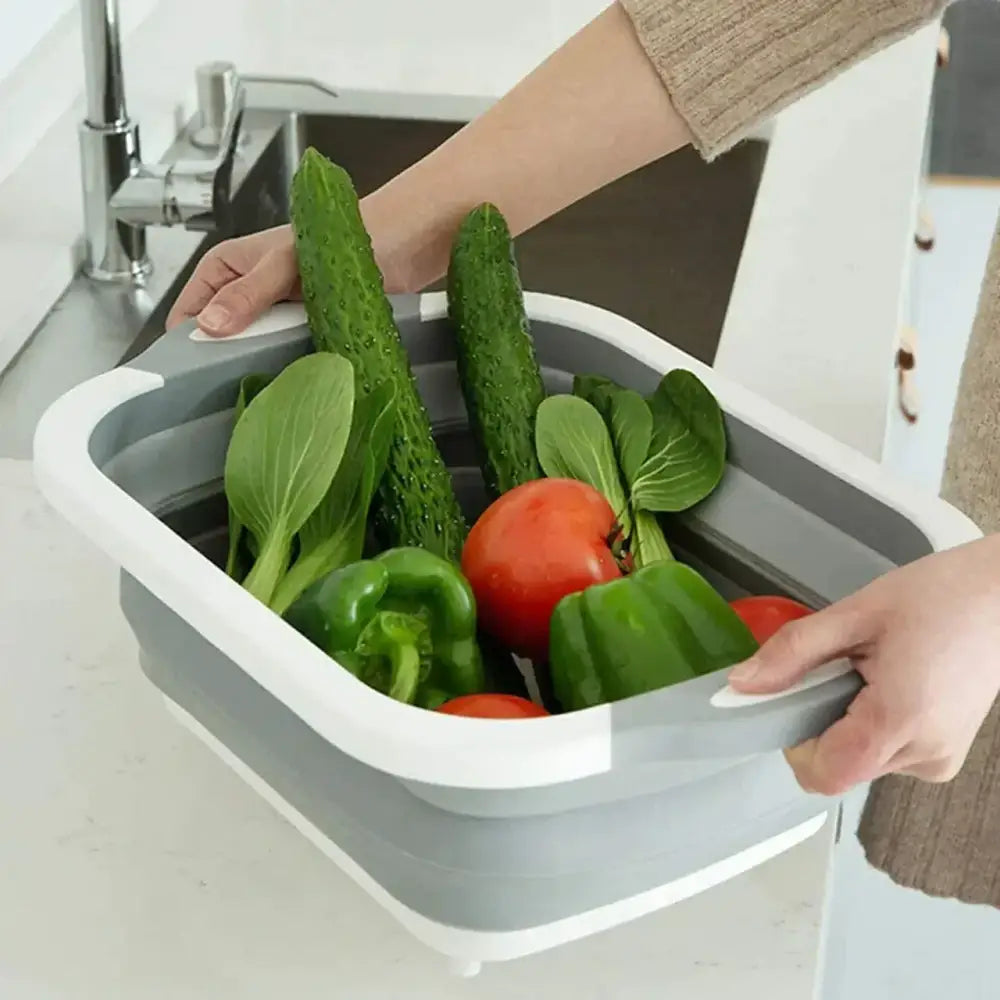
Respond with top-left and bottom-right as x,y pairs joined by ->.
620,0 -> 948,160
619,0 -> 1000,909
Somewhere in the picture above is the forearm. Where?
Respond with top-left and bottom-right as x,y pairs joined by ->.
361,2 -> 691,293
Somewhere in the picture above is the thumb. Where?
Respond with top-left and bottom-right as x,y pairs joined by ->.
729,601 -> 864,695
197,249 -> 297,337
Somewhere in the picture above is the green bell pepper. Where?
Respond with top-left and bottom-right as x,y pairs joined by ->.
549,561 -> 759,711
284,546 -> 486,709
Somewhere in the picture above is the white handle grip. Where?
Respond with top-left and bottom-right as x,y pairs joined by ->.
188,302 -> 309,342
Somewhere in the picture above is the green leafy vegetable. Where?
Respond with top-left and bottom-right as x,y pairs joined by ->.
571,375 -> 668,563
224,352 -> 356,607
573,375 -> 653,485
225,373 -> 273,580
534,394 -> 630,523
269,379 -> 397,615
572,374 -> 617,411
563,368 -> 728,567
607,390 -> 653,485
630,370 -> 726,513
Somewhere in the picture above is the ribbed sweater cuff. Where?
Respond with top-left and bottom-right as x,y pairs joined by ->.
619,0 -> 946,160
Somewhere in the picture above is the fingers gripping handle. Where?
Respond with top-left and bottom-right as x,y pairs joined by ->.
128,308 -> 312,383
609,662 -> 864,765
187,302 -> 309,343
118,295 -> 425,436
137,294 -> 425,380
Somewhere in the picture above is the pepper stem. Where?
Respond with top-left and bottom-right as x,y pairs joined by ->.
605,519 -> 635,574
387,640 -> 421,704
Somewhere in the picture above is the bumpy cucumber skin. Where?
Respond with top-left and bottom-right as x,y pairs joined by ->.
447,203 -> 546,500
290,147 -> 468,562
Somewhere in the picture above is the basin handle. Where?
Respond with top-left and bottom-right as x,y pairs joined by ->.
125,297 -> 423,381
123,311 -> 310,385
608,661 -> 864,764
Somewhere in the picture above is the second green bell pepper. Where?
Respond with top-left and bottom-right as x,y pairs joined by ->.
549,561 -> 759,711
284,546 -> 486,709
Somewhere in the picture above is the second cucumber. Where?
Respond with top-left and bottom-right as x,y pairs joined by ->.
448,203 -> 546,500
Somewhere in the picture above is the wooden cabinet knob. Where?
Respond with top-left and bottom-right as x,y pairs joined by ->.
915,204 -> 935,251
896,325 -> 919,424
937,26 -> 950,68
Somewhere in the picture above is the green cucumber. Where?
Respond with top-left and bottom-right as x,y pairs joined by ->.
447,203 -> 546,499
290,147 -> 468,561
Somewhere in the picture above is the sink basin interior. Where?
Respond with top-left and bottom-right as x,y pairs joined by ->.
121,106 -> 768,366
300,115 -> 767,366
9,86 -> 766,462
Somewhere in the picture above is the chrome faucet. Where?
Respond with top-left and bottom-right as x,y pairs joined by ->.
78,0 -> 246,281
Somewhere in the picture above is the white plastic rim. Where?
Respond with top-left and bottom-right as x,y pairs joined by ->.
710,661 -> 855,710
32,294 -> 981,791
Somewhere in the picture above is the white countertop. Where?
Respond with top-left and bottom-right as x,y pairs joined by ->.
0,1 -> 942,995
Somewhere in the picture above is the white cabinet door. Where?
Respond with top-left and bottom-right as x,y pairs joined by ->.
881,184 -> 1000,493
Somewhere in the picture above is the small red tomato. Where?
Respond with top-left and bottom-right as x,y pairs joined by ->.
437,694 -> 550,719
461,478 -> 624,661
729,595 -> 813,645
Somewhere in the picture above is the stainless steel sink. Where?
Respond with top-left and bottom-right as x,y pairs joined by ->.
2,80 -> 767,459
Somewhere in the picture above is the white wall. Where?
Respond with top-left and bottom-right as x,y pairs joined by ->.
0,0 -> 612,91
0,0 -> 162,185
0,0 -> 75,83
551,0 -> 608,37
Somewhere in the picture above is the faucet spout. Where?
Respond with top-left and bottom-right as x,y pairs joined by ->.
81,0 -> 127,127
78,1 -> 247,283
78,0 -> 150,281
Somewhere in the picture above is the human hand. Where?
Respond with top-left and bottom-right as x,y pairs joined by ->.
164,4 -> 693,339
165,225 -> 301,337
728,535 -> 1000,795
164,193 -> 418,337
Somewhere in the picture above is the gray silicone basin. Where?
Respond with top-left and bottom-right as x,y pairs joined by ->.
95,297 -> 932,820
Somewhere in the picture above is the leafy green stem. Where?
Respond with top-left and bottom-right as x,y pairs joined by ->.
615,499 -> 635,542
632,509 -> 674,568
268,380 -> 397,615
242,529 -> 291,607
269,528 -> 353,616
225,522 -> 244,580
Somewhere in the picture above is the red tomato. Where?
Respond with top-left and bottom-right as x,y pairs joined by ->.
437,694 -> 550,719
729,595 -> 813,645
461,478 -> 624,661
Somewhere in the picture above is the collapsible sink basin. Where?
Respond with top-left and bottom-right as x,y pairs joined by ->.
33,292 -> 979,971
